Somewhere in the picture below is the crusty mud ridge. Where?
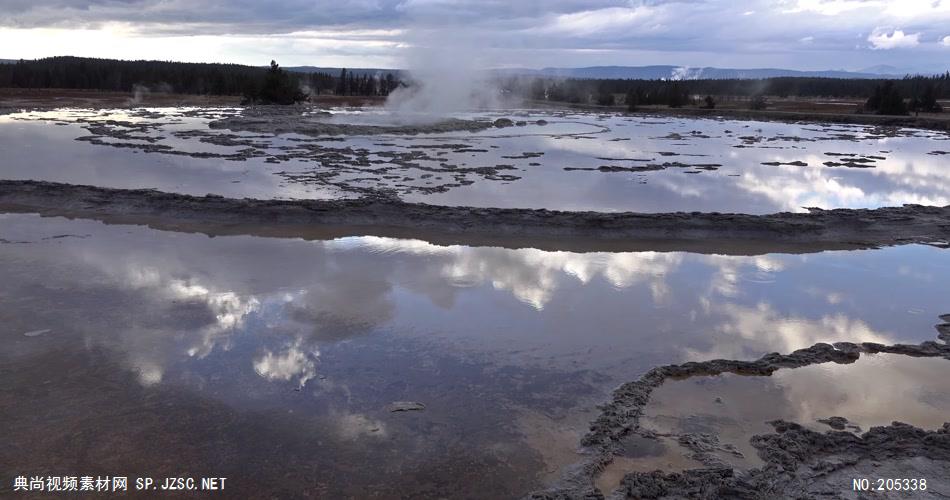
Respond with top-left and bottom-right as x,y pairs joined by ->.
208,105 -> 496,136
607,421 -> 950,499
1,180 -> 950,255
530,317 -> 950,499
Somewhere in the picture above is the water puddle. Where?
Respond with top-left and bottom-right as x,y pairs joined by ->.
595,354 -> 950,494
1,213 -> 948,496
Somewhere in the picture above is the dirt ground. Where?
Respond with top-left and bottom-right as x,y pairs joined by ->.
0,87 -> 242,109
534,96 -> 950,131
2,180 -> 949,256
0,88 -> 391,112
3,88 -> 947,127
685,95 -> 950,118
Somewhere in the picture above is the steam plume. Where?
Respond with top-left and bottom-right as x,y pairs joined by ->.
384,19 -> 503,120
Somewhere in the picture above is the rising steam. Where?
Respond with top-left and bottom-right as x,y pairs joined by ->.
383,20 -> 505,121
127,82 -> 173,106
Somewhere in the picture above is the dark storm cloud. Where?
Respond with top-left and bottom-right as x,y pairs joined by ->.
0,0 -> 947,71
0,0 -> 626,32
1,0 -> 395,32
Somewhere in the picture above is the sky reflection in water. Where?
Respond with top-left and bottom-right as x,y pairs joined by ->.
1,213 -> 948,496
1,108 -> 949,213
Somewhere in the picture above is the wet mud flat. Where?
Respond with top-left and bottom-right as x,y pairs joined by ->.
571,103 -> 950,133
534,329 -> 950,499
2,180 -> 950,255
3,105 -> 950,213
0,107 -> 601,202
207,105 -> 498,136
0,87 -> 243,113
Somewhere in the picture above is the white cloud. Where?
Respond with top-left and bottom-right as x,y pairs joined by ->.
943,35 -> 950,46
253,344 -> 319,388
686,301 -> 893,360
341,236 -> 682,310
784,0 -> 880,16
881,0 -> 950,18
0,0 -> 948,71
867,28 -> 920,49
541,6 -> 655,36
799,36 -> 814,44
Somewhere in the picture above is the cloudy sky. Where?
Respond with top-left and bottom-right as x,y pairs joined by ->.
1,0 -> 948,72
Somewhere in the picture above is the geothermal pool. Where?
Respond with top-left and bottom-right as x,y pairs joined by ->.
1,107 -> 949,213
2,105 -> 949,497
2,213 -> 949,497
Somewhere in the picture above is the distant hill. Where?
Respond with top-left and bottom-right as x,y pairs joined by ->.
497,65 -> 908,80
285,66 -> 401,78
287,64 -> 907,80
3,58 -> 927,80
285,64 -> 913,81
856,64 -> 942,76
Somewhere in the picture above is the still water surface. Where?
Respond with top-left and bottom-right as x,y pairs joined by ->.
2,213 -> 948,497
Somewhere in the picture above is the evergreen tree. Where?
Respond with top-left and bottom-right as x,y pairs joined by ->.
666,82 -> 688,108
596,84 -> 616,106
245,60 -> 306,105
625,87 -> 639,111
384,73 -> 397,95
865,81 -> 907,115
337,68 -> 348,95
530,79 -> 546,100
749,95 -> 768,110
912,81 -> 942,112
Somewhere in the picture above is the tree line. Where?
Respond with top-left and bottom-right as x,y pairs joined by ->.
1,56 -> 945,113
0,56 -> 401,101
506,73 -> 949,114
509,74 -> 950,101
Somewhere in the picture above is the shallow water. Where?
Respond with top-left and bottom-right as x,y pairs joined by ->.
2,107 -> 949,213
595,354 -> 950,494
642,354 -> 950,456
1,213 -> 948,497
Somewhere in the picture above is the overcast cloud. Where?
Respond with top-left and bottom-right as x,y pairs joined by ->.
0,0 -> 948,72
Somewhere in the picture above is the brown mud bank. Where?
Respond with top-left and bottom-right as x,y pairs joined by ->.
0,87 -> 242,112
2,180 -> 950,255
654,106 -> 950,132
536,98 -> 950,133
532,318 -> 950,499
608,421 -> 950,499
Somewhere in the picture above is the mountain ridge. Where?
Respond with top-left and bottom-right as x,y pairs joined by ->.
285,64 -> 927,80
502,65 -> 911,80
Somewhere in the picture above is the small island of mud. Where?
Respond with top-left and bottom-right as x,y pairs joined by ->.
208,106 -> 495,136
2,180 -> 949,255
